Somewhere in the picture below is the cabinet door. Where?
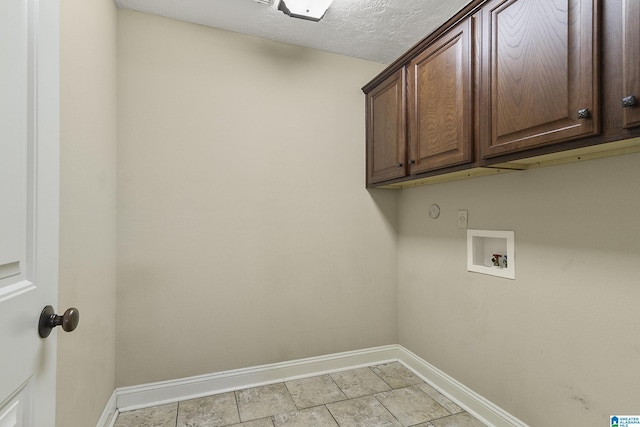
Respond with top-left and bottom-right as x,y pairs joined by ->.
408,18 -> 473,174
622,0 -> 640,128
480,0 -> 599,158
366,69 -> 406,186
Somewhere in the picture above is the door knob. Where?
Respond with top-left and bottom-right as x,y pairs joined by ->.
38,305 -> 80,338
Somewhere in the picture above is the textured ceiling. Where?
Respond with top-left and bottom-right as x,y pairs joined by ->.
114,0 -> 471,64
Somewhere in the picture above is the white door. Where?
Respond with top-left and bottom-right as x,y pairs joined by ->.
0,0 -> 60,426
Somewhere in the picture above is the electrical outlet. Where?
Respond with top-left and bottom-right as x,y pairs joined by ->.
457,210 -> 468,229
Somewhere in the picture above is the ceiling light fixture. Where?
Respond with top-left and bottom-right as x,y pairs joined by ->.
274,0 -> 333,22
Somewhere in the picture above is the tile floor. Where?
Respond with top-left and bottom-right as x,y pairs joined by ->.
114,362 -> 487,427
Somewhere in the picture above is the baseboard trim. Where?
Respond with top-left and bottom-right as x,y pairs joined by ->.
115,345 -> 399,412
108,344 -> 528,427
95,390 -> 117,427
396,346 -> 528,427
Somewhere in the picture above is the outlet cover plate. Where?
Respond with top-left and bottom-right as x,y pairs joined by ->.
457,210 -> 468,228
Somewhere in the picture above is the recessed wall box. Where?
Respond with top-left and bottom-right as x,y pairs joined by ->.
467,229 -> 515,279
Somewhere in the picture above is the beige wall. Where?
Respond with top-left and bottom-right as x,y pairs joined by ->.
398,153 -> 640,425
58,0 -> 117,425
60,6 -> 639,425
116,10 -> 397,387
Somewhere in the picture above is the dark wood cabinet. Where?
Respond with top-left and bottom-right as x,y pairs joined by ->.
622,0 -> 640,128
479,0 -> 599,159
408,18 -> 474,174
363,0 -> 640,188
365,69 -> 406,186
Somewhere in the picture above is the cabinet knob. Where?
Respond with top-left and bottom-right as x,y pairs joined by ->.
397,162 -> 403,168
410,159 -> 415,165
622,95 -> 637,108
577,108 -> 591,119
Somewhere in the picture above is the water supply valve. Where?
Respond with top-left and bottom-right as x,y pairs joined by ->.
491,254 -> 502,267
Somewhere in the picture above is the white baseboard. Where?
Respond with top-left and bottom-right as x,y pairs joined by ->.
105,344 -> 528,427
115,345 -> 399,412
396,346 -> 528,427
95,391 -> 117,427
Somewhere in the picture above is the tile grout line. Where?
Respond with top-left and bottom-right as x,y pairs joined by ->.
115,362 -> 487,427
371,393 -> 403,426
233,390 -> 241,426
174,401 -> 179,427
324,403 -> 341,427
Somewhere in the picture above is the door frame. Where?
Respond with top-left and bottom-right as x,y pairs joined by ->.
32,0 -> 60,423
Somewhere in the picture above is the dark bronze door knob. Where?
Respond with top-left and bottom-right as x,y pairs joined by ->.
38,305 -> 80,338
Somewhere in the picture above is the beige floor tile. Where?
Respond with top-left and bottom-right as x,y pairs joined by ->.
416,383 -> 463,415
114,365 -> 487,427
331,367 -> 391,399
375,385 -> 450,425
273,406 -> 339,426
417,412 -> 488,427
177,392 -> 240,426
236,383 -> 297,422
370,362 -> 423,389
114,403 -> 178,427
228,417 -> 275,427
285,375 -> 347,409
326,395 -> 402,426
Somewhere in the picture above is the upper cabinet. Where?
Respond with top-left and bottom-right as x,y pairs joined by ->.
479,0 -> 599,159
408,17 -> 474,173
622,0 -> 640,128
363,0 -> 640,188
365,69 -> 406,186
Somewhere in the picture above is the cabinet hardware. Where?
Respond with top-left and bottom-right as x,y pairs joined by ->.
622,95 -> 637,108
577,108 -> 591,119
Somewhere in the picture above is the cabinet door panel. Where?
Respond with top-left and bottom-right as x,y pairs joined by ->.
623,0 -> 640,128
408,18 -> 473,173
481,0 -> 599,158
366,69 -> 406,185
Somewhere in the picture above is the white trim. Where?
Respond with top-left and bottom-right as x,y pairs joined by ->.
95,391 -> 117,427
104,345 -> 529,427
397,346 -> 529,427
467,229 -> 516,280
115,345 -> 399,412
